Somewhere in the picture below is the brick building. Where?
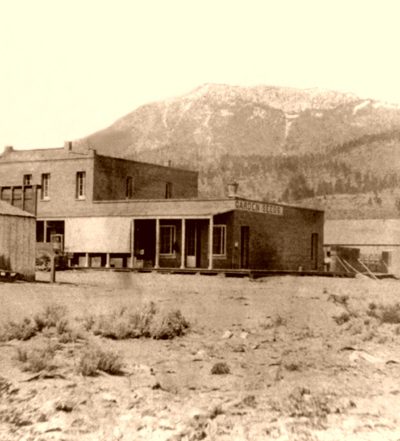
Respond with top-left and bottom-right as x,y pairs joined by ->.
0,143 -> 324,271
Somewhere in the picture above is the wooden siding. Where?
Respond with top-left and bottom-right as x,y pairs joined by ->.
0,215 -> 36,280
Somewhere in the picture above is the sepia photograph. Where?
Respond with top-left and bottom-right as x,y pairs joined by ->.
1,1 -> 400,439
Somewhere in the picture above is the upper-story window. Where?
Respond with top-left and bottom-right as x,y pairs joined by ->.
41,173 -> 50,200
23,174 -> 32,186
76,171 -> 86,199
165,182 -> 173,199
126,176 -> 134,199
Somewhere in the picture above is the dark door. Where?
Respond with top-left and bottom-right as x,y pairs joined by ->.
311,233 -> 319,270
186,221 -> 197,268
240,226 -> 250,269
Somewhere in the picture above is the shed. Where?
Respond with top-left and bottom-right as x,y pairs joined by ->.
324,218 -> 400,275
0,200 -> 36,281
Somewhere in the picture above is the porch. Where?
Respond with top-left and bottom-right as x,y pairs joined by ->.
131,216 -> 218,270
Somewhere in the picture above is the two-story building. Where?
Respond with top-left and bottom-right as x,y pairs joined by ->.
0,142 -> 324,271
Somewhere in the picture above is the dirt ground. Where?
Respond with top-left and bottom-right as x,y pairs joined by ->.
1,270 -> 400,441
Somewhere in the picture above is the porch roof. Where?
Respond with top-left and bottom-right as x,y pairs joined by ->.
40,198 -> 238,219
94,197 -> 238,218
0,200 -> 35,218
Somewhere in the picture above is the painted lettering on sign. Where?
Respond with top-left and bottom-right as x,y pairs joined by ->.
235,199 -> 283,216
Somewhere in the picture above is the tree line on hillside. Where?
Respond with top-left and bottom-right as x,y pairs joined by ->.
201,153 -> 400,202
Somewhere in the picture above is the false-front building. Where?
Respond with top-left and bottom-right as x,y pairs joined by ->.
0,143 -> 324,271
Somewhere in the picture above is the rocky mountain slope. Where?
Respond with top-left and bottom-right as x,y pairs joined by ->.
75,84 -> 400,218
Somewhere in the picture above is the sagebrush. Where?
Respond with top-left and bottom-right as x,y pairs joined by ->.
87,302 -> 190,340
78,345 -> 124,376
14,343 -> 59,373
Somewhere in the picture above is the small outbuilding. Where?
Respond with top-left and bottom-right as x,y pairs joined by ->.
325,218 -> 400,276
0,200 -> 36,281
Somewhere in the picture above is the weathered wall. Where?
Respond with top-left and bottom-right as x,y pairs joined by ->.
0,215 -> 36,280
238,206 -> 323,270
209,205 -> 324,270
93,155 -> 198,200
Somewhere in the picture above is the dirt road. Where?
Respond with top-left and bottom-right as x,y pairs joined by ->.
0,271 -> 400,440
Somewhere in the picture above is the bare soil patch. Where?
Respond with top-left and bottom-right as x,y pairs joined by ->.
0,271 -> 400,440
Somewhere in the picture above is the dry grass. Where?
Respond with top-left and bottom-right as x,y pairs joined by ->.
0,318 -> 38,342
77,344 -> 124,376
14,343 -> 59,373
269,387 -> 343,430
88,303 -> 190,340
0,304 -> 84,343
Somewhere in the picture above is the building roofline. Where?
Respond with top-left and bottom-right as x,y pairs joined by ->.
0,146 -> 197,174
94,153 -> 198,174
92,196 -> 324,212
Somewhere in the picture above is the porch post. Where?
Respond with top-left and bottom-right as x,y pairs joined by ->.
130,219 -> 135,269
155,218 -> 160,269
208,216 -> 214,270
180,218 -> 186,269
105,253 -> 111,268
44,220 -> 48,243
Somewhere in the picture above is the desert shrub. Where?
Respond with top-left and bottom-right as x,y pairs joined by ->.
89,303 -> 190,340
15,344 -> 58,373
260,314 -> 287,330
0,305 -> 83,343
284,361 -> 301,371
240,395 -> 257,408
77,345 -> 124,376
81,314 -> 96,332
91,302 -> 157,339
366,302 -> 400,324
273,314 -> 287,327
379,303 -> 400,324
0,317 -> 38,341
34,305 -> 68,332
151,309 -> 190,340
57,325 -> 85,344
269,387 -> 336,429
211,362 -> 230,375
332,312 -> 351,325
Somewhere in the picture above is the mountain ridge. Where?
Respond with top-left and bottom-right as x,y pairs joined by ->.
74,83 -> 400,219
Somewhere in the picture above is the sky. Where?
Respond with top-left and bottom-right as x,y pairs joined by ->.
1,0 -> 400,149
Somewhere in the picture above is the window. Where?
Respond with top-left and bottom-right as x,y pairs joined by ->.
213,225 -> 226,256
41,173 -> 50,199
36,221 -> 44,242
160,225 -> 176,255
126,176 -> 134,199
165,182 -> 172,199
76,171 -> 86,199
23,174 -> 32,186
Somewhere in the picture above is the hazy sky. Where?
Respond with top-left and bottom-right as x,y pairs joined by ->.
1,0 -> 399,149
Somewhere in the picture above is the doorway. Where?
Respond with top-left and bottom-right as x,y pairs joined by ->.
186,221 -> 197,268
311,233 -> 319,270
240,226 -> 250,269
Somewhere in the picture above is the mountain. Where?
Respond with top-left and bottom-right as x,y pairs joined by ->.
75,83 -> 400,219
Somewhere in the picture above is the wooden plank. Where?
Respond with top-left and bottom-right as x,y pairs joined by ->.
335,256 -> 352,273
357,259 -> 379,280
